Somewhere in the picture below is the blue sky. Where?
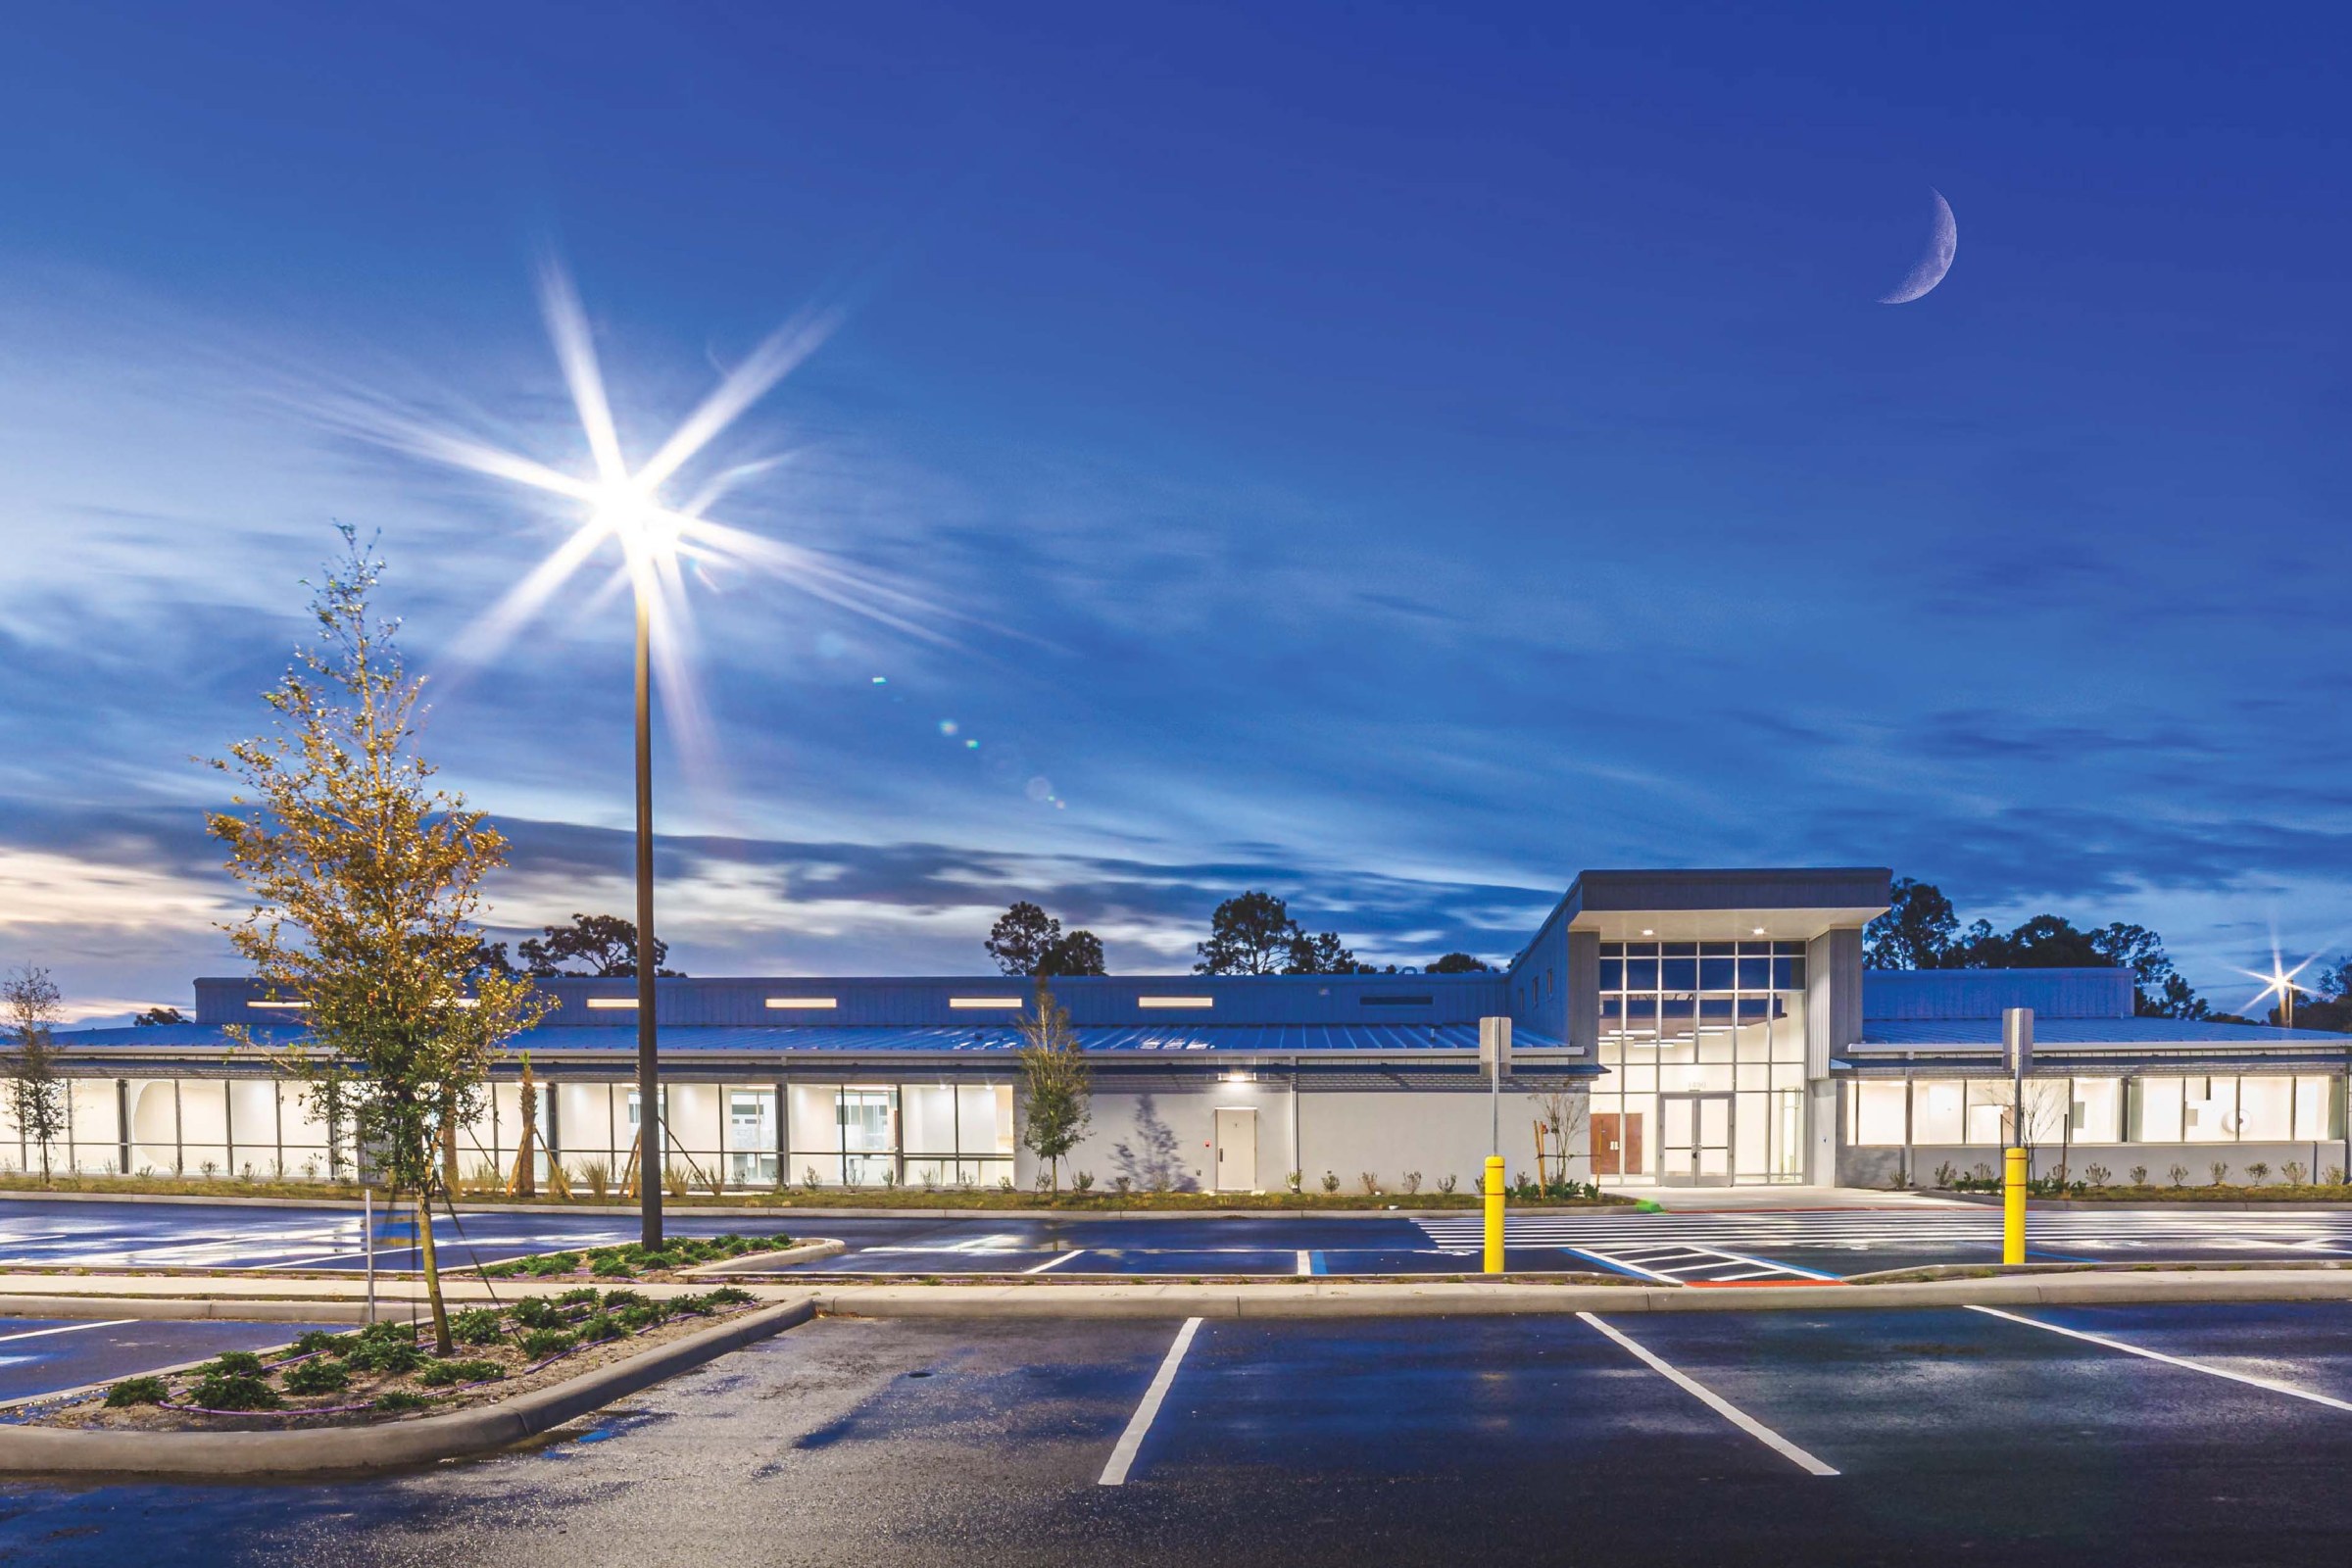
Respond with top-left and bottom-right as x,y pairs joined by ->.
2,2 -> 2347,1017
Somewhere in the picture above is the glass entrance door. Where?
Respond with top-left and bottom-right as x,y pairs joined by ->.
1658,1093 -> 1733,1186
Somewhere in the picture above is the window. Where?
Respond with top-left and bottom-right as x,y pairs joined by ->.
1913,1079 -> 1965,1145
2070,1078 -> 2122,1144
1852,1082 -> 1907,1146
2237,1077 -> 2292,1142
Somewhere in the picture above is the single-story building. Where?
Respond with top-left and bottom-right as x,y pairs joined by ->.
16,867 -> 2351,1190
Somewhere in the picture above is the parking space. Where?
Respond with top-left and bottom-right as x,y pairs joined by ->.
0,1316 -> 342,1406
7,1301 -> 2352,1564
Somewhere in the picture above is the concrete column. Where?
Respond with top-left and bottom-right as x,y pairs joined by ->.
1566,929 -> 1599,1057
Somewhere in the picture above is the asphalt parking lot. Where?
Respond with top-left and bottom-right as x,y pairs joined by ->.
0,1317 -> 339,1407
9,1196 -> 2352,1282
3,1300 -> 2351,1566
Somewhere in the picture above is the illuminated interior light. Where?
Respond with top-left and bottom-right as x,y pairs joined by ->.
949,998 -> 1023,1009
1139,996 -> 1214,1009
764,997 -> 839,1009
249,1001 -> 309,1010
585,998 -> 639,1009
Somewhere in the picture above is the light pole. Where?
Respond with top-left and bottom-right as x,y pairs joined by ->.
632,583 -> 662,1249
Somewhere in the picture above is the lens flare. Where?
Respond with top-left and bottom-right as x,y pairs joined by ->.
332,257 -> 954,779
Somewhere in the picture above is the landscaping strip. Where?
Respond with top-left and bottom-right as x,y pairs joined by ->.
0,1299 -> 811,1477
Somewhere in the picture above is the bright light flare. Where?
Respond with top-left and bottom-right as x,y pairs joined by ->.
2238,945 -> 2315,1023
334,259 -> 957,780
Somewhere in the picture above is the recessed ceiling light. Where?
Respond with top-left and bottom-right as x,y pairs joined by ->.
1640,929 -> 1654,937
1752,927 -> 1766,936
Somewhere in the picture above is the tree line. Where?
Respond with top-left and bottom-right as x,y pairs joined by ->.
982,891 -> 1494,977
1865,875 -> 2352,1028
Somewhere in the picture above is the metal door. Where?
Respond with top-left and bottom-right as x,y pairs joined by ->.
1658,1094 -> 1733,1186
1214,1107 -> 1258,1193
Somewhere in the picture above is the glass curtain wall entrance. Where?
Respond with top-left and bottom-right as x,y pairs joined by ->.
1592,940 -> 1809,1186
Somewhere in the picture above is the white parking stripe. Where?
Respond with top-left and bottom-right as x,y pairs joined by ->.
1577,1313 -> 1838,1476
1964,1305 -> 2352,1413
1026,1250 -> 1085,1274
1099,1317 -> 1203,1487
1296,1250 -> 1311,1276
0,1319 -> 135,1346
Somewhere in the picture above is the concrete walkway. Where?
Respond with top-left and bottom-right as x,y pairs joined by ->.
1604,1184 -> 1973,1210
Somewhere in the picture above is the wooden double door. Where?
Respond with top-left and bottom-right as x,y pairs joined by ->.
1592,1111 -> 1642,1177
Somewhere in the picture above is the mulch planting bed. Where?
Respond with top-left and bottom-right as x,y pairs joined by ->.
22,1285 -> 763,1432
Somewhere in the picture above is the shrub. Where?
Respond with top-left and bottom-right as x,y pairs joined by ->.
282,1358 -> 352,1396
668,1293 -> 714,1315
448,1308 -> 505,1347
2167,1164 -> 2188,1188
2328,1166 -> 2347,1187
557,1286 -> 603,1307
520,1328 -> 577,1359
1111,1174 -> 1134,1196
523,1250 -> 581,1277
576,1312 -> 618,1342
373,1391 -> 431,1413
342,1338 -> 425,1375
1320,1171 -> 1340,1194
2083,1164 -> 2111,1187
189,1373 -> 281,1411
290,1329 -> 349,1356
600,1288 -> 649,1311
703,1285 -> 754,1305
592,1253 -> 636,1278
199,1350 -> 268,1379
1358,1172 -> 1381,1197
1438,1173 -> 1458,1195
1402,1171 -> 1423,1195
416,1358 -> 504,1388
612,1302 -> 664,1334
2244,1161 -> 2272,1186
2129,1165 -> 2148,1186
2283,1161 -> 2308,1186
510,1297 -> 565,1331
2209,1161 -> 2230,1187
635,1250 -> 678,1272
106,1375 -> 169,1407
1072,1170 -> 1096,1193
574,1158 -> 611,1200
803,1165 -> 822,1191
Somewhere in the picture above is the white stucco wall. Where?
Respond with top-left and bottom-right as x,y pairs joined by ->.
1021,1085 -> 1590,1194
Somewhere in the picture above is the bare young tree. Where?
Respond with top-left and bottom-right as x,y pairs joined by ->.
209,530 -> 547,1354
1015,979 -> 1091,1194
1,966 -> 69,1185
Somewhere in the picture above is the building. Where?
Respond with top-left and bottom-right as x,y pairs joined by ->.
18,867 -> 2352,1190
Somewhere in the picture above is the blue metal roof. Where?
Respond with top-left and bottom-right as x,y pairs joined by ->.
58,1021 -> 1567,1057
1862,967 -> 2135,1021
1859,1017 -> 2352,1047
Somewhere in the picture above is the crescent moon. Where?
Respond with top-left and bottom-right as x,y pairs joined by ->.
1879,188 -> 1957,304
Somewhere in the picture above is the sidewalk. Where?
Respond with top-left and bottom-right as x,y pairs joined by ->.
1602,1184 -> 1974,1211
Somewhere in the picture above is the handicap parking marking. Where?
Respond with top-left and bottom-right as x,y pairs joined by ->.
1556,1243 -> 1838,1285
1099,1316 -> 1204,1487
1575,1312 -> 1838,1476
1965,1304 -> 2352,1414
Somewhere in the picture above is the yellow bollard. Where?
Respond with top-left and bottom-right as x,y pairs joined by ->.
2002,1145 -> 2028,1265
1483,1154 -> 1506,1275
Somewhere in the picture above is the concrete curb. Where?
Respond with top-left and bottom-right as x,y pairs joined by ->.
805,1269 -> 2352,1319
0,1298 -> 813,1477
683,1239 -> 845,1275
1936,1191 -> 2352,1212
